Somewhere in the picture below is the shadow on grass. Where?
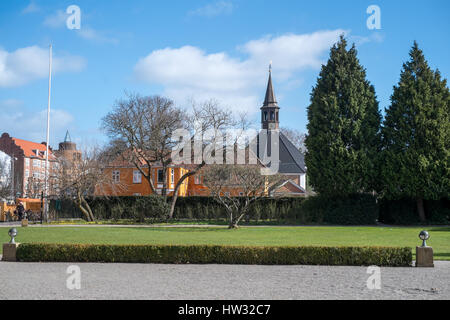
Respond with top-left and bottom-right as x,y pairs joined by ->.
431,253 -> 450,257
428,227 -> 450,232
121,227 -> 231,233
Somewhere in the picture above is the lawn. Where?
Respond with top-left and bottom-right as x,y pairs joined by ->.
1,225 -> 449,260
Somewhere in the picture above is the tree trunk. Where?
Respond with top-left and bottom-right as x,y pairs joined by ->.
161,167 -> 167,198
81,196 -> 95,222
417,197 -> 426,222
169,192 -> 179,220
168,162 -> 206,219
77,192 -> 93,222
228,218 -> 239,229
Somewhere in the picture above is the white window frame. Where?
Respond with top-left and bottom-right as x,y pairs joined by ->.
112,170 -> 120,183
133,170 -> 142,184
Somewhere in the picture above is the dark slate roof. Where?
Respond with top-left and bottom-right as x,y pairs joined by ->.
257,131 -> 306,174
278,132 -> 306,174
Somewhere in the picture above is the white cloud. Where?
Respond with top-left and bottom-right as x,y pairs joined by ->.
133,29 -> 346,113
43,10 -> 119,45
43,10 -> 67,28
0,98 -> 23,111
349,32 -> 385,46
0,45 -> 86,87
22,1 -> 40,14
76,27 -> 119,45
241,30 -> 347,79
188,1 -> 233,18
0,99 -> 74,144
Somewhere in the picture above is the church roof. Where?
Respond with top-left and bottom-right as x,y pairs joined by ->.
278,132 -> 306,174
257,131 -> 306,174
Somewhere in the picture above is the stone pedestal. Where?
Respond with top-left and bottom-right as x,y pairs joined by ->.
416,246 -> 434,267
21,219 -> 28,227
2,243 -> 20,262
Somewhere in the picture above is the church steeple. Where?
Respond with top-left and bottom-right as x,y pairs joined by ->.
261,63 -> 280,130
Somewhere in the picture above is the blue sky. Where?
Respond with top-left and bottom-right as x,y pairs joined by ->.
0,0 -> 449,148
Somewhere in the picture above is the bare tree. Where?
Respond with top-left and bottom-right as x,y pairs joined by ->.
102,93 -> 183,198
280,127 -> 307,154
102,94 -> 251,220
53,146 -> 119,222
203,164 -> 284,229
0,154 -> 11,200
168,99 -> 237,219
25,177 -> 44,199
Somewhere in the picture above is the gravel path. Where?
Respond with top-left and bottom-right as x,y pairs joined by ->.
0,260 -> 448,300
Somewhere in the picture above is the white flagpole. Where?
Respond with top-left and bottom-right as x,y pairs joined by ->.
44,44 -> 52,222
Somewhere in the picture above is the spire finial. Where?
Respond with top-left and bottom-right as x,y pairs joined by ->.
64,130 -> 72,143
269,60 -> 272,73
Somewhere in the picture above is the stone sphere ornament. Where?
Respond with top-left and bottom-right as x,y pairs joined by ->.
8,228 -> 17,244
419,230 -> 430,247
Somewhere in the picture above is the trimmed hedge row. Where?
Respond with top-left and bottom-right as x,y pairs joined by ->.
16,243 -> 412,266
50,194 -> 449,225
50,194 -> 379,225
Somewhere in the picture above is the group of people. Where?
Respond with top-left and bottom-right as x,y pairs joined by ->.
15,202 -> 26,220
5,202 -> 33,221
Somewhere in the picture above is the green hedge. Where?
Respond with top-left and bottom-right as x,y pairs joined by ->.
50,194 -> 380,225
16,243 -> 412,266
378,198 -> 450,225
298,193 -> 379,225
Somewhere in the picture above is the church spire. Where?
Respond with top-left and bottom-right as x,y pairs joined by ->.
261,63 -> 279,130
263,62 -> 277,107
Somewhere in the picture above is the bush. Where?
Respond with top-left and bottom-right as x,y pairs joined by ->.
110,202 -> 124,221
378,198 -> 450,225
292,193 -> 378,225
132,195 -> 169,222
16,243 -> 412,266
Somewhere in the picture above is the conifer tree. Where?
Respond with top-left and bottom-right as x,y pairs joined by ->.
381,42 -> 450,222
305,36 -> 381,196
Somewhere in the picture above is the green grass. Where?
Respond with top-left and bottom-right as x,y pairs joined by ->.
1,225 -> 449,260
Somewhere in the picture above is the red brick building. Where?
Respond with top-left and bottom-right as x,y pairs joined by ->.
0,132 -> 81,199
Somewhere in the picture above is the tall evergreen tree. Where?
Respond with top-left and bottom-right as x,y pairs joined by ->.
305,36 -> 381,196
381,42 -> 450,222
